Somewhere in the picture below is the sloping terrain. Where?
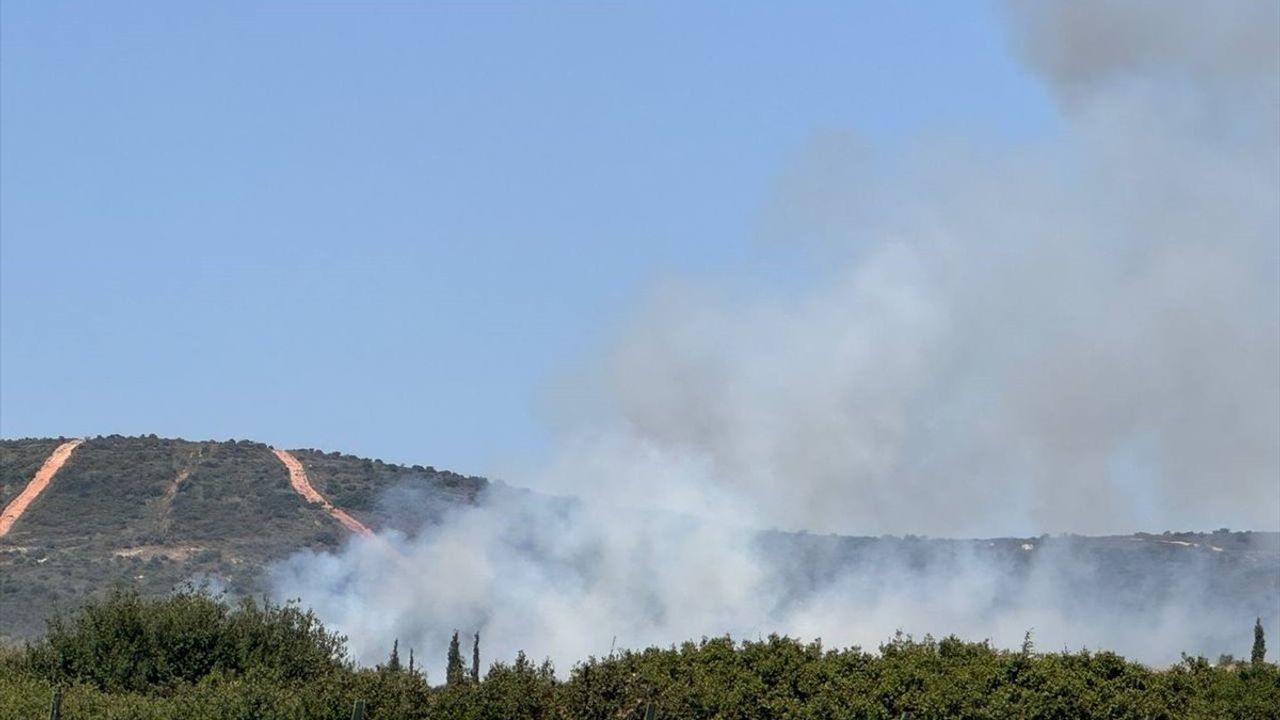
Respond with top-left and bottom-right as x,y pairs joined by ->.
0,438 -> 67,510
0,438 -> 82,536
286,447 -> 484,534
273,449 -> 373,536
0,435 -> 487,642
1,434 -> 1276,652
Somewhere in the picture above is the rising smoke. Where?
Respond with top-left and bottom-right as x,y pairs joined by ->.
271,1 -> 1280,675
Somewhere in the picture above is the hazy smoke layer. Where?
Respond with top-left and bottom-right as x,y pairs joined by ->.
550,0 -> 1280,538
273,1 -> 1280,674
273,483 -> 1277,675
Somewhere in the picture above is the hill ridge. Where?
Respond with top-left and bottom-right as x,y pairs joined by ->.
0,434 -> 488,641
1,433 -> 1277,653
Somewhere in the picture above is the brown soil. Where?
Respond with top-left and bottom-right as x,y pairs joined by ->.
0,439 -> 84,538
272,449 -> 372,536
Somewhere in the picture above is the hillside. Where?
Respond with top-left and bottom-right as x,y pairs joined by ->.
2,435 -> 1277,653
0,435 -> 486,641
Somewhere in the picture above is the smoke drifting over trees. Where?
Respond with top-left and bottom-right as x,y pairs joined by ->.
272,0 -> 1280,677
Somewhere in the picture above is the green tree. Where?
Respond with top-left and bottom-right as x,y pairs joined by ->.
447,631 -> 465,686
24,587 -> 346,693
472,632 -> 481,682
386,638 -> 402,672
1253,618 -> 1266,666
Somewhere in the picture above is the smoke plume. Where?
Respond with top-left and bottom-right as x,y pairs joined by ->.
272,1 -> 1280,675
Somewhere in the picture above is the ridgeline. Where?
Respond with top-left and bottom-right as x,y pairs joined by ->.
0,435 -> 485,641
2,434 -> 1277,654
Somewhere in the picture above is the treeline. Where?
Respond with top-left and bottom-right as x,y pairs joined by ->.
0,589 -> 1276,719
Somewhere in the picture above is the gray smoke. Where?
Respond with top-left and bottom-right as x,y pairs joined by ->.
539,0 -> 1280,538
272,1 -> 1280,676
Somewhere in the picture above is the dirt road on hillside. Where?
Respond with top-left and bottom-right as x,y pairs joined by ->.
272,449 -> 373,536
0,439 -> 84,538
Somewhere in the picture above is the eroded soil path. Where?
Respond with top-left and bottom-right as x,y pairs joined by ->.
0,439 -> 84,538
155,457 -> 196,534
272,449 -> 372,536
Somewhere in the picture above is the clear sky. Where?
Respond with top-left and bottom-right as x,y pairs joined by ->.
0,2 -> 1056,475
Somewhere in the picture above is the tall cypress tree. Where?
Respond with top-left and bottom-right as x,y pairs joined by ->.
471,632 -> 481,682
386,638 -> 401,672
1253,618 -> 1267,666
446,631 -> 464,685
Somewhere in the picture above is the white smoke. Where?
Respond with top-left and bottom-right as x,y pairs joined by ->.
272,1 -> 1280,675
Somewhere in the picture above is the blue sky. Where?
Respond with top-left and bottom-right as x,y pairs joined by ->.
1,2 -> 1056,475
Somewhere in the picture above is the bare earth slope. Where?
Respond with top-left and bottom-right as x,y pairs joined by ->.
0,439 -> 82,537
273,449 -> 372,536
0,438 -> 68,509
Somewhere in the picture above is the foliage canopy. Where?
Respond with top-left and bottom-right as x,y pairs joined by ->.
2,589 -> 1277,719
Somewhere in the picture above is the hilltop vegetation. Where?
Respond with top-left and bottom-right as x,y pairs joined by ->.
0,435 -> 487,642
0,437 -> 64,508
2,434 -> 1277,672
284,447 -> 484,534
1,589 -> 1276,719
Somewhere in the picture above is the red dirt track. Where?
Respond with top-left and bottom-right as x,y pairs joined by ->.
0,439 -> 84,538
272,449 -> 373,536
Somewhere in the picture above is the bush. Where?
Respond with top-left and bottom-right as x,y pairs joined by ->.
22,587 -> 347,694
7,589 -> 1278,719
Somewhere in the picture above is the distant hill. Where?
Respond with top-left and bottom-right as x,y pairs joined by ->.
2,435 -> 1277,649
0,435 -> 485,641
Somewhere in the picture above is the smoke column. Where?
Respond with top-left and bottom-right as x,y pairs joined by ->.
272,0 -> 1280,675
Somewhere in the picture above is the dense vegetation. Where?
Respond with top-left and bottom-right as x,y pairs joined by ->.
0,436 -> 488,642
0,437 -> 64,508
285,448 -> 486,533
1,589 -> 1277,719
3,435 -> 1278,718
